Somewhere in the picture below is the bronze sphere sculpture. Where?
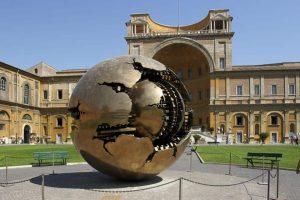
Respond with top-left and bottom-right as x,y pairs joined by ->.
69,55 -> 193,180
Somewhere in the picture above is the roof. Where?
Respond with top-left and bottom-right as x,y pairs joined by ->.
232,62 -> 300,71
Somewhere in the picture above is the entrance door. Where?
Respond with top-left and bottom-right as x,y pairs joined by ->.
236,132 -> 243,143
271,132 -> 277,143
24,125 -> 30,144
56,134 -> 62,144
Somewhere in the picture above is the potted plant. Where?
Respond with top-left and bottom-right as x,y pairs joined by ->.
259,132 -> 269,144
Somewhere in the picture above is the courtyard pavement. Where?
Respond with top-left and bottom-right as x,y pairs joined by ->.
0,149 -> 299,200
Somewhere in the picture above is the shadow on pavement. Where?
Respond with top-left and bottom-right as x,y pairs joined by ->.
30,171 -> 163,189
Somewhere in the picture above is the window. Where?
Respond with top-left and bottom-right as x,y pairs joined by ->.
271,116 -> 278,125
271,85 -> 277,95
254,116 -> 260,122
215,20 -> 223,30
198,91 -> 202,100
57,118 -> 63,127
57,90 -> 63,99
188,68 -> 192,79
236,115 -> 244,126
176,70 -> 183,80
135,24 -> 144,34
236,85 -> 243,96
219,58 -> 225,69
254,85 -> 260,95
290,123 -> 295,133
23,84 -> 30,104
0,77 -> 6,91
189,92 -> 193,101
43,90 -> 48,100
0,124 -> 5,131
289,84 -> 295,95
255,124 -> 260,135
132,45 -> 140,55
236,116 -> 244,126
34,68 -> 38,74
22,114 -> 32,120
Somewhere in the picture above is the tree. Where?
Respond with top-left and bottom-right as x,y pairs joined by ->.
259,132 -> 269,144
193,134 -> 201,144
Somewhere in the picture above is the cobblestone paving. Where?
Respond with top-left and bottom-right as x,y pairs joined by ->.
0,149 -> 298,200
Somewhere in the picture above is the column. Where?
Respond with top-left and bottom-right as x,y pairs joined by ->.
296,111 -> 300,134
261,112 -> 266,132
260,76 -> 264,98
215,78 -> 219,98
222,20 -> 225,31
226,21 -> 229,32
210,21 -> 213,32
210,78 -> 215,100
283,111 -> 289,142
296,75 -> 300,98
226,77 -> 230,99
284,75 -> 288,99
249,112 -> 254,139
249,77 -> 254,98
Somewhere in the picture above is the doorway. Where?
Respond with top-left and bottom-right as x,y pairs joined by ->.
236,131 -> 243,143
271,132 -> 278,143
24,125 -> 30,144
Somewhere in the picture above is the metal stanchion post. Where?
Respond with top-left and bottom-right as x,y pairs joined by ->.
41,174 -> 45,200
52,151 -> 55,175
5,154 -> 8,183
227,152 -> 232,175
276,161 -> 279,199
267,170 -> 270,200
179,178 -> 182,200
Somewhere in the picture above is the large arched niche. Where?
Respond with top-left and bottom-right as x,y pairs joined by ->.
152,38 -> 212,127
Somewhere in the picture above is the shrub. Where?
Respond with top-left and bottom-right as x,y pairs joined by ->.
193,134 -> 201,144
259,132 -> 269,144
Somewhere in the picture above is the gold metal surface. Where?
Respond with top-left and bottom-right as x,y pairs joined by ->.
69,55 -> 193,180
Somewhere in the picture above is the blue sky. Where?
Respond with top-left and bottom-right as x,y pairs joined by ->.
0,0 -> 299,70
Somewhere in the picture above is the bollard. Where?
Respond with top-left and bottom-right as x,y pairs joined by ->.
41,174 -> 45,200
179,178 -> 182,200
52,151 -> 55,175
267,170 -> 270,200
276,161 -> 279,199
227,152 -> 232,175
5,155 -> 8,183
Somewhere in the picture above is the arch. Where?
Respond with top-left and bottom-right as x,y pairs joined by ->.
264,111 -> 284,121
23,83 -> 30,104
0,110 -> 10,120
229,112 -> 248,123
22,114 -> 32,120
150,37 -> 215,72
0,77 -> 7,91
23,124 -> 31,143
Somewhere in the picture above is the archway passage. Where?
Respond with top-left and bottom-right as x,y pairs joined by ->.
153,43 -> 210,127
24,125 -> 30,144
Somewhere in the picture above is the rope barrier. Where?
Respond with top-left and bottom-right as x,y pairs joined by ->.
87,178 -> 180,193
0,174 -> 42,187
182,172 -> 265,187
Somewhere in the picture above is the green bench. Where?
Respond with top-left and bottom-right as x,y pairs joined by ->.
244,152 -> 282,169
34,151 -> 69,166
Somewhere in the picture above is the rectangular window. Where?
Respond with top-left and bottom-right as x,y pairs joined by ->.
289,84 -> 295,95
57,90 -> 63,99
254,85 -> 260,95
176,70 -> 183,80
271,85 -> 277,95
43,90 -> 48,99
198,91 -> 202,100
0,124 -> 5,131
219,58 -> 225,69
57,118 -> 63,127
236,116 -> 244,126
132,45 -> 140,55
271,116 -> 278,125
135,24 -> 144,34
236,85 -> 243,96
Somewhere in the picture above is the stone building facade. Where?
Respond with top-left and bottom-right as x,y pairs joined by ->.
0,9 -> 299,144
0,61 -> 85,143
125,9 -> 300,144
